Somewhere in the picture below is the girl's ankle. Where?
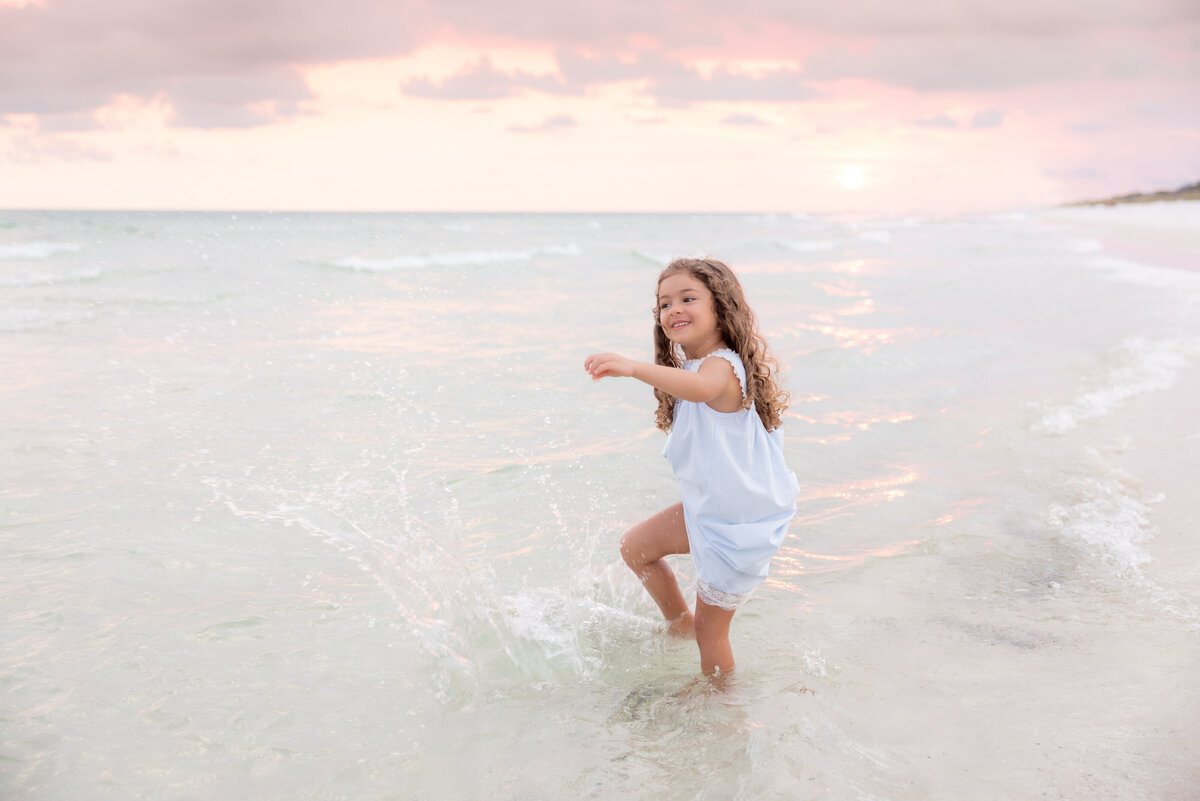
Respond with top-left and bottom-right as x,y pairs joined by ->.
666,612 -> 695,638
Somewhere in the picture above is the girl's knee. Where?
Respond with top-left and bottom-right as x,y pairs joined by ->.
693,614 -> 719,643
621,532 -> 666,580
693,603 -> 735,645
619,531 -> 643,569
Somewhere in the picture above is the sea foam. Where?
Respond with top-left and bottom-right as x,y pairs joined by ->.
0,241 -> 81,260
779,239 -> 837,252
0,265 -> 104,287
1045,459 -> 1153,574
1036,337 -> 1192,435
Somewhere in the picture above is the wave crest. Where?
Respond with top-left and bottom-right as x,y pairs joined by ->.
327,244 -> 581,272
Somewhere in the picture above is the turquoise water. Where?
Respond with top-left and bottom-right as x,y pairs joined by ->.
2,207 -> 1198,798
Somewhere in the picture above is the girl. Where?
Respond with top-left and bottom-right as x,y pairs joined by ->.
584,257 -> 798,675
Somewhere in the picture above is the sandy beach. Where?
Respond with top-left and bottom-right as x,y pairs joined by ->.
1045,202 -> 1200,274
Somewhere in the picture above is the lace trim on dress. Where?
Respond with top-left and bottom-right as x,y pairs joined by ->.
696,349 -> 747,400
697,579 -> 750,611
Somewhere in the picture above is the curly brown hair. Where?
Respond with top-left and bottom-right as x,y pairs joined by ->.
652,257 -> 790,432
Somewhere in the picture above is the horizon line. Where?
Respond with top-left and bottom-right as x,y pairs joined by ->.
0,204 -> 1054,218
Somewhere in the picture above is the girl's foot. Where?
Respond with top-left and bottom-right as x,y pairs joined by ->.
666,612 -> 695,639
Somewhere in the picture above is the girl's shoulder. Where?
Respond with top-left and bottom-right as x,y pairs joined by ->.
696,348 -> 746,399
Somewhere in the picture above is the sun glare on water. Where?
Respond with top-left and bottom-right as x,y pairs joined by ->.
840,165 -> 865,190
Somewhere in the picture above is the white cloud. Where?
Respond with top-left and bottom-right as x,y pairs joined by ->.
507,114 -> 578,133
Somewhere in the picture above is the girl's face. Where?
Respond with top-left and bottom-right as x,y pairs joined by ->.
657,270 -> 723,356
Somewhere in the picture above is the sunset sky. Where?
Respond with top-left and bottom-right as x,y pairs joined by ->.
2,0 -> 1198,214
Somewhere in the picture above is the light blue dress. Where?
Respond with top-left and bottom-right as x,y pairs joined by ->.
663,349 -> 799,609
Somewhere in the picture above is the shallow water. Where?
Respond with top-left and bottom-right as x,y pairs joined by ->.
2,207 -> 1198,799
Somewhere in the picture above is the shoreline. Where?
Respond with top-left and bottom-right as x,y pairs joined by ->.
1041,202 -> 1200,614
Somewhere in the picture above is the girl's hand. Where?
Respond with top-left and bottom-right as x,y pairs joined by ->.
584,352 -> 635,380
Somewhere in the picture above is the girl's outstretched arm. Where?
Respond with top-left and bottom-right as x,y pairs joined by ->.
584,352 -> 735,405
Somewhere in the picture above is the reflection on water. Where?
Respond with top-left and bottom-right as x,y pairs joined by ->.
782,317 -> 899,355
775,258 -> 902,356
812,279 -> 869,299
772,539 -> 924,579
787,407 -> 918,435
799,466 -> 920,509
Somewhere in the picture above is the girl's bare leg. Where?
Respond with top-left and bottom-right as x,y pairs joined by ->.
694,598 -> 736,675
619,503 -> 694,636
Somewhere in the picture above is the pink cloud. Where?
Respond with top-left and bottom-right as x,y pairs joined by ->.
722,113 -> 769,126
0,0 -> 423,125
970,109 -> 1005,128
403,51 -> 818,106
3,0 -> 1196,128
403,57 -> 567,99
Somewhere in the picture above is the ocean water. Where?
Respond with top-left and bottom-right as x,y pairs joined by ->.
2,207 -> 1198,799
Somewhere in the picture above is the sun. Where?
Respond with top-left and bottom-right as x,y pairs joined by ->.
839,165 -> 865,190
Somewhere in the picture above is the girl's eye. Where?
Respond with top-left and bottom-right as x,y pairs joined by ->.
660,302 -> 670,310
683,297 -> 695,303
